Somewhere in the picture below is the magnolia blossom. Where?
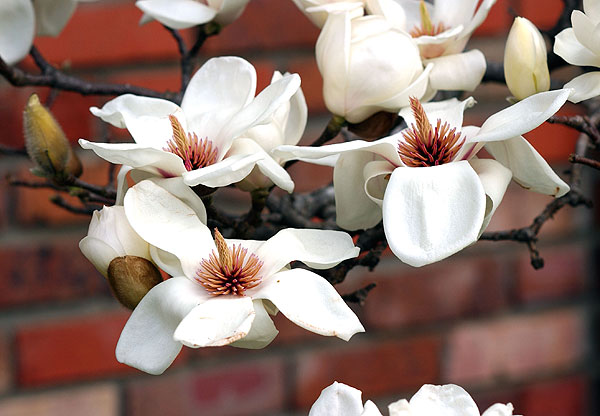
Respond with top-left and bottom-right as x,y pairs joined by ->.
504,17 -> 550,101
0,0 -> 94,64
79,57 -> 300,194
292,0 -> 366,27
554,0 -> 600,103
365,0 -> 495,95
314,3 -> 431,123
237,71 -> 308,191
275,89 -> 571,267
137,0 -> 250,29
116,180 -> 364,375
309,382 -> 516,416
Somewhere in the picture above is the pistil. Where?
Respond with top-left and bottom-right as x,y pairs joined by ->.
164,115 -> 219,171
409,0 -> 448,37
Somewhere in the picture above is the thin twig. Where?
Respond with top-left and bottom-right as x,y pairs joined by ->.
569,153 -> 600,170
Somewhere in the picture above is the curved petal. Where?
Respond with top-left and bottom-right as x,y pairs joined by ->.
482,403 -> 515,416
212,0 -> 250,25
33,0 -> 77,36
399,96 -> 476,133
365,0 -> 406,30
150,246 -> 184,277
584,0 -> 600,22
253,269 -> 364,341
363,160 -> 395,206
383,161 -> 486,267
563,71 -> 600,103
434,0 -> 479,29
229,299 -> 278,349
426,49 -> 486,91
136,0 -> 217,29
283,73 -> 308,146
0,0 -> 34,65
79,237 -> 119,278
174,295 -> 255,347
485,135 -> 569,197
90,94 -> 184,149
124,179 -> 214,277
116,277 -> 209,375
148,177 -> 207,224
474,89 -> 570,143
361,401 -> 384,416
374,63 -> 433,112
388,398 -> 410,416
115,165 -> 133,205
409,384 -> 479,416
256,228 -> 359,276
78,139 -> 186,177
182,56 -> 257,141
309,382 -> 368,416
571,10 -> 600,56
554,28 -> 600,67
469,158 -> 512,235
182,152 -> 263,188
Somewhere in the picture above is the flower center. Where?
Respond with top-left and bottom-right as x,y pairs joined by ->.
397,97 -> 465,167
164,115 -> 219,171
196,229 -> 263,296
409,0 -> 448,37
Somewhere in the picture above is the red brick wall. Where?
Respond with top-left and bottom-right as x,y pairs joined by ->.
0,0 -> 596,415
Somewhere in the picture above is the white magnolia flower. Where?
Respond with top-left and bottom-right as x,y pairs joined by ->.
0,0 -> 95,64
504,17 -> 550,101
137,0 -> 250,29
237,70 -> 308,191
116,180 -> 364,375
554,0 -> 600,103
365,0 -> 494,95
275,89 -> 571,267
292,0 -> 366,27
314,2 -> 431,123
79,57 -> 300,194
309,382 -> 516,416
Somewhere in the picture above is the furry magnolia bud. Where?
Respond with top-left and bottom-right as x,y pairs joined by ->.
23,93 -> 82,179
107,256 -> 163,310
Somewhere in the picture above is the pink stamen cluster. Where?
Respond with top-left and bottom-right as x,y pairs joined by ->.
398,97 -> 465,167
409,21 -> 448,38
196,229 -> 263,296
164,115 -> 218,171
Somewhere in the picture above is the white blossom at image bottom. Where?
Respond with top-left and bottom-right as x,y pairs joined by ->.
116,180 -> 365,375
309,382 -> 518,416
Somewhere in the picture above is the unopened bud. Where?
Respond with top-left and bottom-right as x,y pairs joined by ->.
107,255 -> 163,310
23,93 -> 82,179
504,17 -> 550,101
348,111 -> 398,139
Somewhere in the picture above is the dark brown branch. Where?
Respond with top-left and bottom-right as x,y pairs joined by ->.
342,283 -> 377,305
284,116 -> 346,169
50,195 -> 98,215
547,115 -> 600,145
0,144 -> 27,156
569,153 -> 600,170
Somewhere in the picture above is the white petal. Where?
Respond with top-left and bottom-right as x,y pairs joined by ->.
426,50 -> 486,92
399,97 -> 476,133
375,63 -> 433,112
90,94 -> 183,149
124,179 -> 214,277
388,399 -> 411,416
485,135 -> 570,197
361,401 -> 384,416
212,0 -> 250,25
136,0 -> 217,29
554,28 -> 600,67
229,299 -> 278,349
150,246 -> 184,277
256,228 -> 360,276
182,153 -> 263,188
482,403 -> 514,416
79,237 -> 119,278
115,165 -> 133,206
564,71 -> 600,103
309,382 -> 367,416
409,384 -> 480,416
33,0 -> 77,36
174,295 -> 255,347
474,89 -> 570,143
253,269 -> 364,341
383,162 -> 486,267
116,277 -> 209,375
283,74 -> 308,146
78,139 -> 186,177
363,160 -> 395,206
469,158 -> 512,235
181,56 -> 257,145
571,10 -> 600,56
434,0 -> 479,29
0,0 -> 34,64
365,0 -> 406,30
147,177 -> 207,224
584,0 -> 600,22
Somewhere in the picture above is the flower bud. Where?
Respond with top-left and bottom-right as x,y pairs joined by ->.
504,17 -> 550,101
79,206 -> 151,278
107,256 -> 163,310
23,93 -> 82,179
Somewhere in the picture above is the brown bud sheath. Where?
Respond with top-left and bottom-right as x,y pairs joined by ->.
107,256 -> 163,310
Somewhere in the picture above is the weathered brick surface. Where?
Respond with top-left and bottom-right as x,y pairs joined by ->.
0,331 -> 11,394
294,336 -> 441,409
127,358 -> 286,416
444,308 -> 585,384
0,384 -> 120,416
519,376 -> 587,416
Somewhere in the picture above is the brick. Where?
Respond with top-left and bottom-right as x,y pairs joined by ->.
127,358 -> 286,416
16,310 -> 131,386
516,244 -> 587,303
360,256 -> 509,330
0,240 -> 111,308
287,57 -> 327,115
294,336 -> 441,409
0,331 -> 11,393
30,2 -> 191,68
0,384 -> 120,416
518,0 -> 567,30
519,376 -> 587,416
444,308 -> 584,384
474,0 -> 514,37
